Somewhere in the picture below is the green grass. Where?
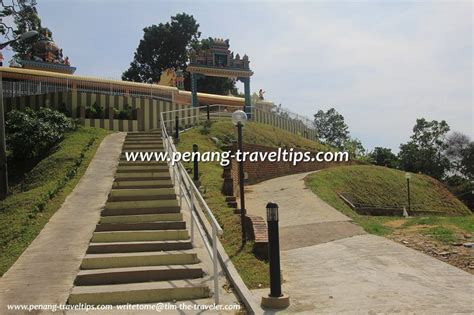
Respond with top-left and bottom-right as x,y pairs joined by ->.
0,127 -> 108,275
176,120 -> 329,289
305,165 -> 472,237
306,165 -> 469,215
423,226 -> 457,243
202,119 -> 331,152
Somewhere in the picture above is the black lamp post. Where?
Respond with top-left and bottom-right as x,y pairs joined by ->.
232,109 -> 247,245
261,202 -> 290,309
0,30 -> 38,200
266,202 -> 281,297
405,172 -> 412,213
192,144 -> 199,181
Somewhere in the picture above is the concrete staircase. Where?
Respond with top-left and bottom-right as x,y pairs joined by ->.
68,132 -> 211,305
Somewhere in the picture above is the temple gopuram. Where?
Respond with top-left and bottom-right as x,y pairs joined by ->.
188,38 -> 251,71
18,30 -> 76,74
187,38 -> 253,115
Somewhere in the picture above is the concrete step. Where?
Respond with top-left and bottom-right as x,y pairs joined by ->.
114,172 -> 171,181
104,199 -> 178,214
108,188 -> 176,201
225,196 -> 237,202
116,165 -> 169,173
102,206 -> 181,216
127,131 -> 162,135
119,156 -> 168,163
126,133 -> 162,138
87,240 -> 193,254
124,137 -> 162,142
112,180 -> 173,189
95,221 -> 186,232
118,161 -> 167,167
121,149 -> 165,154
100,213 -> 183,224
227,201 -> 238,208
123,144 -> 165,149
81,250 -> 199,269
123,140 -> 164,145
68,279 -> 210,305
91,230 -> 189,243
75,264 -> 205,286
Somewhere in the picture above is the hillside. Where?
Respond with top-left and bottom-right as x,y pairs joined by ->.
305,165 -> 470,216
0,127 -> 108,275
176,119 -> 328,289
198,119 -> 331,151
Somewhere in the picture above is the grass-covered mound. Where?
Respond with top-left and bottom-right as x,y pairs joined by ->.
177,120 -> 328,289
305,165 -> 471,236
306,165 -> 469,215
0,127 -> 108,275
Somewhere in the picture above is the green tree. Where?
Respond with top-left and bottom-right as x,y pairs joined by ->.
444,132 -> 473,180
0,0 -> 50,61
343,137 -> 366,159
398,118 -> 450,180
122,14 -> 236,95
369,147 -> 398,168
0,0 -> 39,37
123,13 -> 200,83
313,108 -> 349,149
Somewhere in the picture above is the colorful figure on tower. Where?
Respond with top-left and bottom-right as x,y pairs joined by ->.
18,30 -> 76,74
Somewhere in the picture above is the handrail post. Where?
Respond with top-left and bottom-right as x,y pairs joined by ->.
175,115 -> 179,140
172,160 -> 177,186
176,166 -> 182,206
190,191 -> 195,243
213,225 -> 219,304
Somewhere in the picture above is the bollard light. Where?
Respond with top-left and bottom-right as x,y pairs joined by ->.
405,172 -> 412,213
266,202 -> 279,222
262,201 -> 290,309
231,110 -> 247,126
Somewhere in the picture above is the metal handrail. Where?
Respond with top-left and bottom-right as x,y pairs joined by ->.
160,111 -> 223,304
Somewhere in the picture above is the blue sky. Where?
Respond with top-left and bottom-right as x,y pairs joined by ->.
3,0 -> 472,151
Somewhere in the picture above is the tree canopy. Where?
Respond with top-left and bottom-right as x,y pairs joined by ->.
123,13 -> 236,95
444,132 -> 473,180
398,118 -> 450,180
1,0 -> 51,61
122,13 -> 200,83
313,108 -> 349,149
369,147 -> 398,168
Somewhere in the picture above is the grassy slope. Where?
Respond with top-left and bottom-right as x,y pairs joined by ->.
176,120 -> 329,289
0,127 -> 108,275
202,120 -> 331,151
305,165 -> 472,238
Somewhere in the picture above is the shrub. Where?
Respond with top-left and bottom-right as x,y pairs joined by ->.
113,105 -> 135,120
6,108 -> 75,161
85,102 -> 104,119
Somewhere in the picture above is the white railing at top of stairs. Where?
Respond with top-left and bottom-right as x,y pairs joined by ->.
160,113 -> 224,305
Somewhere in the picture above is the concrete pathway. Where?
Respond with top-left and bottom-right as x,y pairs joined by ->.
0,133 -> 126,313
245,171 -> 365,250
246,171 -> 474,314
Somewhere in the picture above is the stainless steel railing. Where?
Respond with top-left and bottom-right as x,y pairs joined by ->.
160,112 -> 224,304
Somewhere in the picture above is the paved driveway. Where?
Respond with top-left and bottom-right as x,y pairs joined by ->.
245,172 -> 474,314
